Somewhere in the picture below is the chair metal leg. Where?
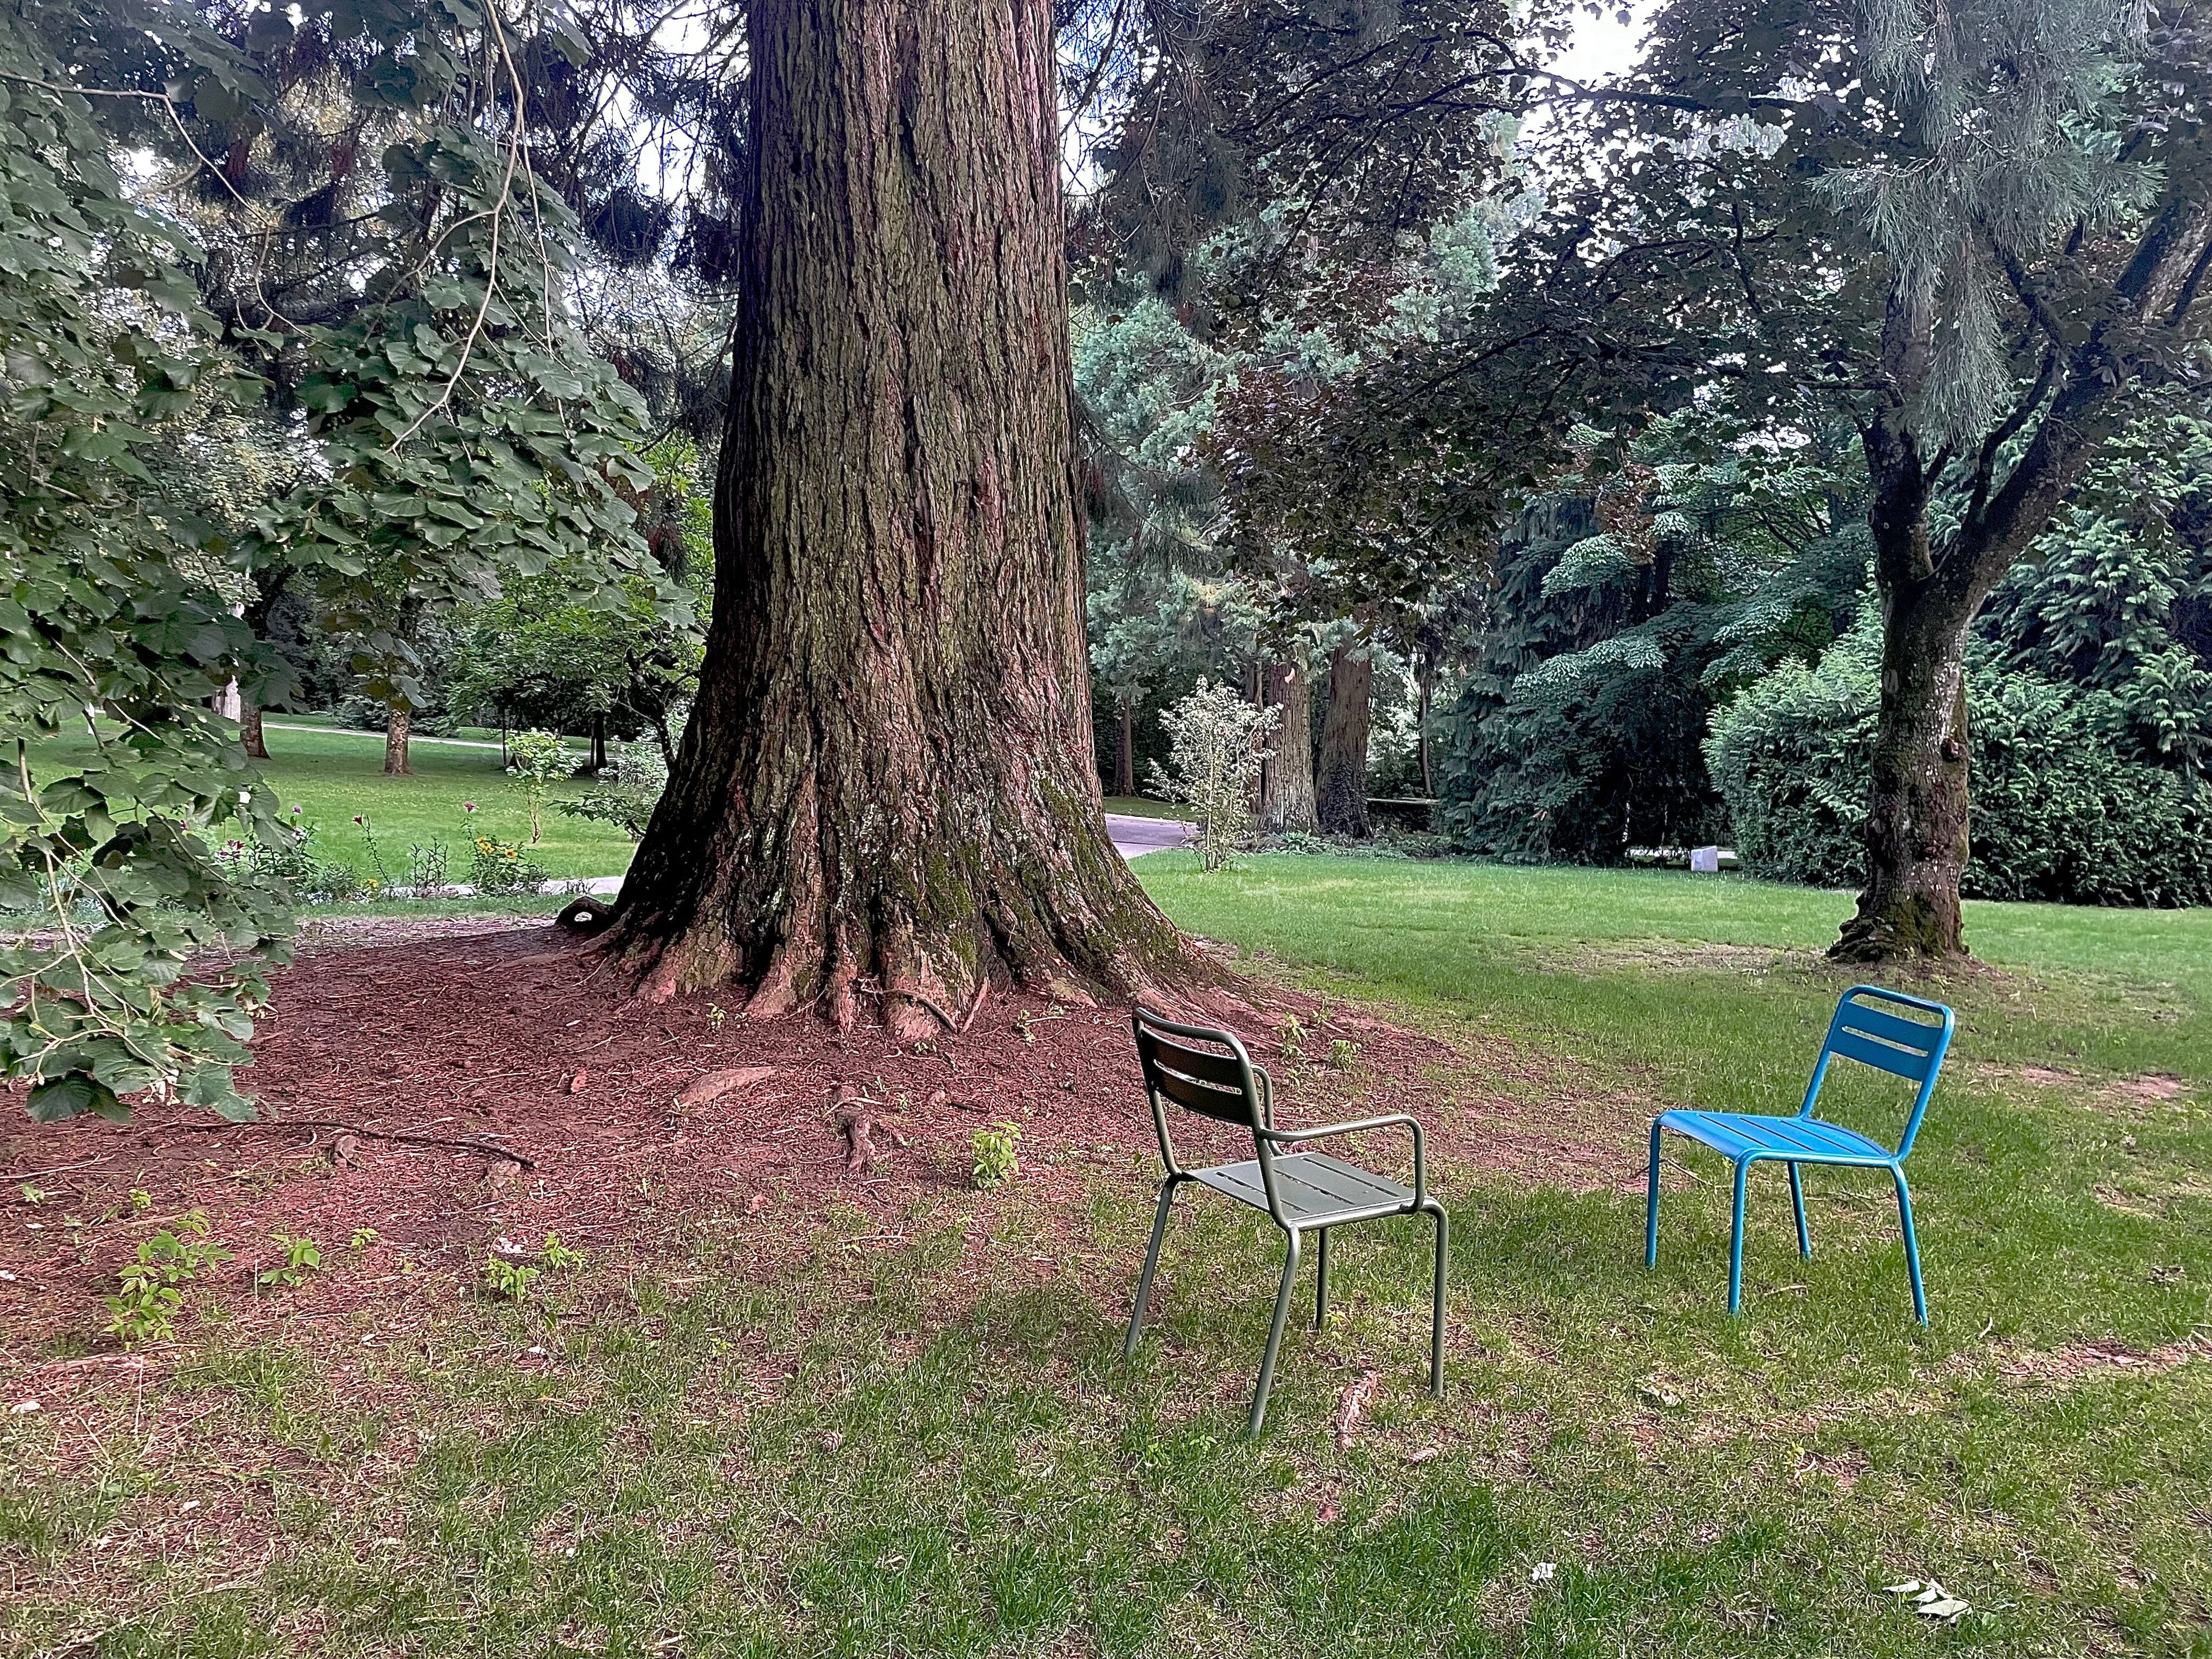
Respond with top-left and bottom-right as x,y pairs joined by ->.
1249,1229 -> 1302,1437
1645,1120 -> 1663,1268
1728,1159 -> 1751,1315
1788,1162 -> 1810,1259
1427,1204 -> 1448,1396
1892,1167 -> 1929,1325
1314,1227 -> 1331,1330
1124,1178 -> 1179,1358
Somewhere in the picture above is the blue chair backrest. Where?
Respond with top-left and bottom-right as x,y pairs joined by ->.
1798,986 -> 1955,1157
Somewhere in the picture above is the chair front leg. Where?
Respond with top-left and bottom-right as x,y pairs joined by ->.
1645,1119 -> 1664,1268
1892,1166 -> 1929,1326
1314,1227 -> 1331,1331
1124,1177 -> 1181,1358
1788,1162 -> 1810,1260
1728,1158 -> 1751,1315
1427,1202 -> 1448,1397
1249,1228 -> 1303,1437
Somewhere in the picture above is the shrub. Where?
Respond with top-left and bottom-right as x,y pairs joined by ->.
1709,620 -> 2212,906
506,729 -> 576,844
560,740 -> 668,839
1148,677 -> 1278,872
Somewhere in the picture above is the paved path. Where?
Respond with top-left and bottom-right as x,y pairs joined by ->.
393,810 -> 1189,903
1105,812 -> 1191,859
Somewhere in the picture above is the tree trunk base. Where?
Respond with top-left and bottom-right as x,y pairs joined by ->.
1828,889 -> 1968,964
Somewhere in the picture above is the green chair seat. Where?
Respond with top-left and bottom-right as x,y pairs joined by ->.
1192,1152 -> 1416,1226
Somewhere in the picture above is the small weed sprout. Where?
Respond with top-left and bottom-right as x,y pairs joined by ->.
482,1254 -> 541,1301
128,1188 -> 151,1212
19,1184 -> 45,1205
538,1233 -> 585,1272
1278,1015 -> 1306,1060
971,1121 -> 1021,1190
257,1233 -> 322,1291
1148,677 -> 1279,873
706,1003 -> 727,1031
349,1226 -> 379,1251
1327,1037 -> 1360,1070
107,1213 -> 230,1347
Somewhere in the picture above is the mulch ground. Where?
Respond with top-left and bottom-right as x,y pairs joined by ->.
0,920 -> 1649,1365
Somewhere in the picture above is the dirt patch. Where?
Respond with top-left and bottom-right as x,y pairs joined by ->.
1995,1335 -> 2209,1385
2107,1073 -> 2188,1103
0,924 -> 1647,1360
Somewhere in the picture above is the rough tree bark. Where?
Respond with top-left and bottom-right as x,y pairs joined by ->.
382,703 -> 411,777
1837,190 -> 2212,959
1315,640 -> 1372,838
1259,653 -> 1315,832
607,0 -> 1199,1035
239,696 -> 267,760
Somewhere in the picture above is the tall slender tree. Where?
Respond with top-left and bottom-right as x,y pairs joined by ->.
608,0 -> 1197,1035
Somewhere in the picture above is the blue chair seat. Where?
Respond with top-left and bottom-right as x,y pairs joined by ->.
1656,1110 -> 1896,1167
1646,986 -> 1955,1323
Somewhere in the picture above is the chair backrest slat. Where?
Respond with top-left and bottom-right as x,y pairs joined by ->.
1803,985 -> 1955,1158
1835,1001 -> 1945,1069
1145,1052 -> 1253,1123
1131,1010 -> 1271,1188
1826,1024 -> 1937,1084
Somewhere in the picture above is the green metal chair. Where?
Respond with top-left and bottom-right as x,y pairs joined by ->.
1123,1007 -> 1447,1435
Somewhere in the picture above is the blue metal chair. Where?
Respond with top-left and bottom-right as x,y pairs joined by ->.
1645,985 -> 1955,1322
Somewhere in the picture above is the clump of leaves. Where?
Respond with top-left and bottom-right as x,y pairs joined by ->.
349,1226 -> 379,1251
971,1122 -> 1021,1190
1149,679 -> 1280,873
256,1233 -> 322,1291
107,1214 -> 231,1347
1278,1015 -> 1306,1061
560,741 -> 668,840
1327,1037 -> 1360,1070
538,1232 -> 585,1272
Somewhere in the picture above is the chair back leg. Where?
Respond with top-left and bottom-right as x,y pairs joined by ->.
1891,1168 -> 1929,1325
1249,1229 -> 1303,1437
1124,1179 -> 1180,1358
1788,1162 -> 1811,1260
1428,1204 -> 1449,1396
1314,1227 -> 1331,1331
1727,1159 -> 1751,1315
1644,1120 -> 1664,1268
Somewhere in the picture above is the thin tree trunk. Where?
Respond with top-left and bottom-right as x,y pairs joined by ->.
1113,695 -> 1136,798
1415,648 -> 1435,798
239,695 -> 268,760
1259,653 -> 1315,833
383,703 -> 411,777
1316,641 -> 1372,838
609,0 -> 1198,1034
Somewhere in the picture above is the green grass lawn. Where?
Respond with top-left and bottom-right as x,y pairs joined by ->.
32,722 -> 641,881
6,860 -> 2208,1657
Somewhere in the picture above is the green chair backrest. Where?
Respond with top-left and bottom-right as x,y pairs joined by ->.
1132,1007 -> 1274,1184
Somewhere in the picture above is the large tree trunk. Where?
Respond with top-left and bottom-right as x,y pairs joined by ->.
382,703 -> 411,777
1315,641 -> 1372,838
1259,653 -> 1315,833
1113,695 -> 1136,798
608,0 -> 1197,1035
239,695 -> 268,760
1833,577 -> 1978,958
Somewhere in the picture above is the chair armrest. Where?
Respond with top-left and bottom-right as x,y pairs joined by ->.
1258,1113 -> 1426,1206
